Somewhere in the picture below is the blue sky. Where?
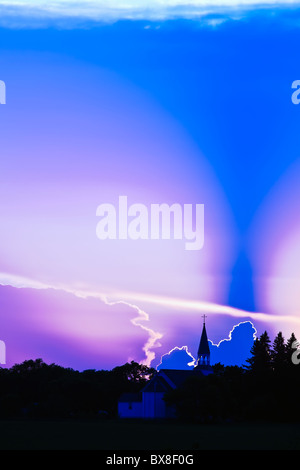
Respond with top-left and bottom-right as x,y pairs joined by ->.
0,2 -> 300,369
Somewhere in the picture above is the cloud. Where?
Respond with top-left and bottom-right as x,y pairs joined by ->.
209,321 -> 257,367
0,272 -> 298,373
0,281 -> 163,370
157,346 -> 195,370
0,1 -> 299,27
156,321 -> 257,369
109,289 -> 300,327
1,271 -> 299,371
0,272 -> 163,369
2,271 -> 300,342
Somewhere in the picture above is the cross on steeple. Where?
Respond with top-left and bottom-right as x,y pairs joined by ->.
196,315 -> 210,368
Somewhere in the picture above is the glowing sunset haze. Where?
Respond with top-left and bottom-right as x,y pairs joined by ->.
0,1 -> 300,370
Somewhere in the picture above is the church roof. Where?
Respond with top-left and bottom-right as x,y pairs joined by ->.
197,323 -> 210,357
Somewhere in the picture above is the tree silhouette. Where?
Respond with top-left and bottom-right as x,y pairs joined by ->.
271,331 -> 286,373
0,330 -> 300,423
112,361 -> 156,384
286,332 -> 298,366
244,331 -> 272,376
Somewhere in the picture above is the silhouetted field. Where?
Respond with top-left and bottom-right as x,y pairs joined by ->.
0,419 -> 299,450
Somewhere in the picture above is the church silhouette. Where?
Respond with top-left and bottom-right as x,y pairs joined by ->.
118,316 -> 213,419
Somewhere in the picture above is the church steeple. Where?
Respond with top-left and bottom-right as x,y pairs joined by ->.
196,315 -> 210,367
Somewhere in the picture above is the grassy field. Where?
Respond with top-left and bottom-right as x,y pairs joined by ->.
0,419 -> 298,450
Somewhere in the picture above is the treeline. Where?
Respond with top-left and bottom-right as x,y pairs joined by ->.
165,331 -> 300,423
0,359 -> 155,419
0,330 -> 299,422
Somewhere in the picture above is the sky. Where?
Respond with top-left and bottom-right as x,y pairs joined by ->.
0,1 -> 300,370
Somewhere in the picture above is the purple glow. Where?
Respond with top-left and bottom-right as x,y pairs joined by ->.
249,159 -> 300,339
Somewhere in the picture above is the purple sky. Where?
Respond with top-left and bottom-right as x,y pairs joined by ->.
1,9 -> 300,370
